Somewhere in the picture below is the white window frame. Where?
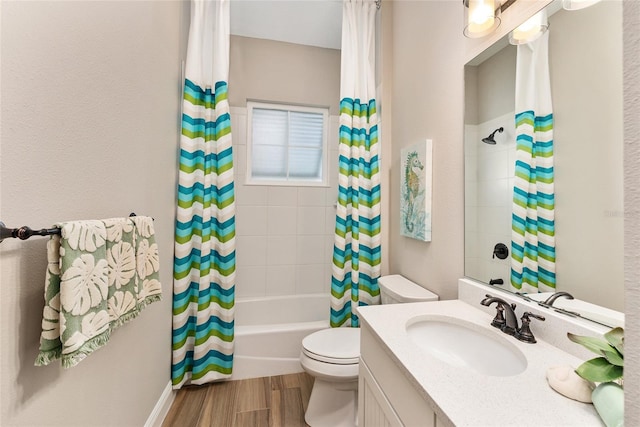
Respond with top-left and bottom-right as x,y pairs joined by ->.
246,101 -> 329,187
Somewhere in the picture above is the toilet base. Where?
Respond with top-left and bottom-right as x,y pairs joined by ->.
305,378 -> 358,427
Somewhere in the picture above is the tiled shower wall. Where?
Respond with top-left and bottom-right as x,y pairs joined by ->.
231,106 -> 340,298
465,111 -> 515,286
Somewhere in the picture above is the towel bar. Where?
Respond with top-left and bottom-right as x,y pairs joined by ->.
0,213 -> 142,243
0,221 -> 60,242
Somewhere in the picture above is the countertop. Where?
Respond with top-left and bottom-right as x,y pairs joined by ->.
357,300 -> 603,426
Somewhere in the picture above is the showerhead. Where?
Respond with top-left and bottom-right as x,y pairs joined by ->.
482,127 -> 504,145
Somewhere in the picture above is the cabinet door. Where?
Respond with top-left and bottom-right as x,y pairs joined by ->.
360,327 -> 437,427
359,360 -> 403,427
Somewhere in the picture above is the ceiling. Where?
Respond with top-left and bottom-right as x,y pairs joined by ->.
230,0 -> 343,50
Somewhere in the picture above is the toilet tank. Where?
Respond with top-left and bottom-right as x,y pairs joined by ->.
378,275 -> 439,304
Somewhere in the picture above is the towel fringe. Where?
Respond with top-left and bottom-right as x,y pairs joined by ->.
61,332 -> 111,369
35,296 -> 163,368
137,294 -> 163,311
34,348 -> 62,367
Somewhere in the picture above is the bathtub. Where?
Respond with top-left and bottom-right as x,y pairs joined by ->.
232,293 -> 329,380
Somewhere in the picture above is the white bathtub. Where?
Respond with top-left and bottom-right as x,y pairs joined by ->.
232,293 -> 329,380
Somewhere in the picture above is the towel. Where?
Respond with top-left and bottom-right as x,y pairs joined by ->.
35,216 -> 162,368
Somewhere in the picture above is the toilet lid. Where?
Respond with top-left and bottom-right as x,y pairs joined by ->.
379,274 -> 439,302
302,328 -> 360,364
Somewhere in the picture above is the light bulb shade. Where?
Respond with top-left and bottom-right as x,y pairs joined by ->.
509,9 -> 548,45
464,0 -> 501,38
562,0 -> 601,10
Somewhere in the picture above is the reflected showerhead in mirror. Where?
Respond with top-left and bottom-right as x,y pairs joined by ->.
482,127 -> 503,145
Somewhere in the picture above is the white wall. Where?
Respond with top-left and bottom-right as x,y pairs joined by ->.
476,45 -> 517,124
228,37 -> 341,298
386,0 -> 466,301
0,1 -> 181,425
229,35 -> 341,114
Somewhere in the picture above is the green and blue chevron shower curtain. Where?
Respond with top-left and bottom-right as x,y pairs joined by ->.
172,0 -> 236,388
511,31 -> 556,293
331,0 -> 381,328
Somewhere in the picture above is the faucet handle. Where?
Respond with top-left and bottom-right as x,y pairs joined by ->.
490,304 -> 506,329
523,312 -> 545,322
481,294 -> 509,330
515,312 -> 545,344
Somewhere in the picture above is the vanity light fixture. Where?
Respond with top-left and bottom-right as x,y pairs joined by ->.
463,0 -> 516,39
463,0 -> 501,38
562,0 -> 601,10
509,8 -> 548,45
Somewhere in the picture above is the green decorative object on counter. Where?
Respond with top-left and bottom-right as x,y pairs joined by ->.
592,382 -> 624,427
567,327 -> 624,427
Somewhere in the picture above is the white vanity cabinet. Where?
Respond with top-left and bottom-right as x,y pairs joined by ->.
357,299 -> 604,426
359,326 -> 447,427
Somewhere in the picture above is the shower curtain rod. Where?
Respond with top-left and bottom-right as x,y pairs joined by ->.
0,213 -> 141,243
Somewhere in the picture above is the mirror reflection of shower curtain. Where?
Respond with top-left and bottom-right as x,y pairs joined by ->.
330,0 -> 381,328
172,0 -> 236,388
510,31 -> 556,293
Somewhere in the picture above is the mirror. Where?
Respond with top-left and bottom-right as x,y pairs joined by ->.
464,1 -> 623,326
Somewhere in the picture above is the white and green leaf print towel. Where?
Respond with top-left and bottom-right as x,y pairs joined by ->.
35,216 -> 162,368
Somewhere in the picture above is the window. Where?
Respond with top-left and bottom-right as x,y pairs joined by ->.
247,101 -> 328,186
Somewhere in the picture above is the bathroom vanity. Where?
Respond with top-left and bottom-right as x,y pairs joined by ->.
357,284 -> 606,426
359,322 -> 441,427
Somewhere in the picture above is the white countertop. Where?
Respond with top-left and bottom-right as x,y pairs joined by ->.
357,300 -> 603,426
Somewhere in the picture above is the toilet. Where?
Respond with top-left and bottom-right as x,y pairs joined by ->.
300,275 -> 439,427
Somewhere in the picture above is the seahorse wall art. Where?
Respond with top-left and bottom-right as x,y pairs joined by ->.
400,140 -> 432,241
404,151 -> 423,232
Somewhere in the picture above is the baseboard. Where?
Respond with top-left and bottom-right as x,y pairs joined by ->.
145,381 -> 176,427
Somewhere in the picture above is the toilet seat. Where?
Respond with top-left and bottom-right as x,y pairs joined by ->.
302,328 -> 360,365
300,277 -> 439,427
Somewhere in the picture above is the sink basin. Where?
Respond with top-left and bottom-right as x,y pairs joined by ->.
406,317 -> 527,377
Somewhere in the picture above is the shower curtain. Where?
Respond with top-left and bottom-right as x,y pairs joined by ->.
172,0 -> 236,388
331,0 -> 381,328
510,31 -> 556,293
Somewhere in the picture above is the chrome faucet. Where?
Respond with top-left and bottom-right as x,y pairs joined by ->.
542,291 -> 574,306
480,294 -> 519,336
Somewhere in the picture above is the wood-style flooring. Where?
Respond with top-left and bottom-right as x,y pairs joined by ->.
162,373 -> 314,427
